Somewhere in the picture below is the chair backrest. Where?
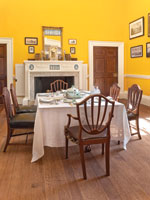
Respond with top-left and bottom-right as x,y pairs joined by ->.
2,87 -> 13,125
50,80 -> 68,92
127,84 -> 143,115
76,94 -> 115,139
110,83 -> 120,101
10,83 -> 19,111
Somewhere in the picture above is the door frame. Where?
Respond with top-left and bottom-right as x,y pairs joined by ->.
88,40 -> 124,92
0,38 -> 13,90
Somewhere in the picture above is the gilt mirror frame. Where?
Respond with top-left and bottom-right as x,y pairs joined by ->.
42,26 -> 63,59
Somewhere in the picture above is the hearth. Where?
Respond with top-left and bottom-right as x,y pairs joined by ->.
34,76 -> 74,97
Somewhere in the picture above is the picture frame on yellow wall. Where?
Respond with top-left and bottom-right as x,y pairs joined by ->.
68,39 -> 77,45
28,46 -> 35,54
130,45 -> 143,58
146,43 -> 150,57
129,17 -> 144,39
70,47 -> 76,54
25,37 -> 38,45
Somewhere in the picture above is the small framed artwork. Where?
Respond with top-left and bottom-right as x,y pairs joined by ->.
25,37 -> 38,45
70,47 -> 76,54
146,43 -> 150,57
130,45 -> 143,58
148,13 -> 150,37
28,46 -> 35,54
129,17 -> 144,39
68,39 -> 77,45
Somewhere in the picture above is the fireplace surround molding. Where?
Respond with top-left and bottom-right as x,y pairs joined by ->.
23,60 -> 87,104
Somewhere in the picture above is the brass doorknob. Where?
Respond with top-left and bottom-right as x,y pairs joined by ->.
113,73 -> 117,77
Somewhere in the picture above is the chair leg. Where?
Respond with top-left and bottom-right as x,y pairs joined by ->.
136,118 -> 141,140
102,143 -> 104,155
105,142 -> 110,176
3,129 -> 12,152
25,134 -> 29,144
65,136 -> 68,159
79,144 -> 87,179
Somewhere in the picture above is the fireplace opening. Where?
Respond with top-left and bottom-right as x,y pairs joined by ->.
34,76 -> 74,97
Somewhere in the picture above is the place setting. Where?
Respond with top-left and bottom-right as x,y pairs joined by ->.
38,86 -> 90,107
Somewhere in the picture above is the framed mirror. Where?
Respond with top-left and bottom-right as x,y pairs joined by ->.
42,26 -> 63,60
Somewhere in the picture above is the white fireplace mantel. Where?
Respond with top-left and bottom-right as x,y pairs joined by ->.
23,60 -> 87,104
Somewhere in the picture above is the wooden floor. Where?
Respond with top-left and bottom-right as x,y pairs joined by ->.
0,102 -> 150,200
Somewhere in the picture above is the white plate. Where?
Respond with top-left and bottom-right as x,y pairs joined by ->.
39,98 -> 54,103
63,99 -> 73,103
38,93 -> 49,97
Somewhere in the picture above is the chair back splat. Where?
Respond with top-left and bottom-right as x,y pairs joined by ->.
10,83 -> 37,114
50,80 -> 68,92
127,84 -> 143,115
10,83 -> 19,111
110,83 -> 120,101
77,94 -> 114,138
3,87 -> 13,121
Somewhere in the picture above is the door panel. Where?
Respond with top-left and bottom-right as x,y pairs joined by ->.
95,58 -> 105,73
94,77 -> 105,93
93,46 -> 118,96
0,44 -> 7,104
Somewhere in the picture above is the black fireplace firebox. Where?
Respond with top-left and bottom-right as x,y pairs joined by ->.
34,76 -> 74,97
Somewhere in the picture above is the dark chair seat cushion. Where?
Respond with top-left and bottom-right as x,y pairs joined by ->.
65,125 -> 107,144
127,112 -> 137,120
16,105 -> 37,114
10,113 -> 36,129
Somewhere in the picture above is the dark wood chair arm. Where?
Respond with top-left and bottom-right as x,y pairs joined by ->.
67,114 -> 78,120
66,114 -> 79,128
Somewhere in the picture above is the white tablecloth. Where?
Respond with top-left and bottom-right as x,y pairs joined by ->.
32,94 -> 131,162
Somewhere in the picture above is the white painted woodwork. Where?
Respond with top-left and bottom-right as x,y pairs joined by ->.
23,60 -> 87,104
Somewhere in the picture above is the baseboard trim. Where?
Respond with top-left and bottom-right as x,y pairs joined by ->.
120,91 -> 150,106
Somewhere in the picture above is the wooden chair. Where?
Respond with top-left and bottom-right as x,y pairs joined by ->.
110,83 -> 120,101
2,87 -> 35,152
50,80 -> 68,92
10,83 -> 37,114
127,84 -> 143,139
64,94 -> 115,179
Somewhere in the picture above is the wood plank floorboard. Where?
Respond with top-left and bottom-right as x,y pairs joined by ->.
0,101 -> 150,200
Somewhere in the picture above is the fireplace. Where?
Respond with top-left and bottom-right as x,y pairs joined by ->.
34,76 -> 74,97
23,60 -> 87,104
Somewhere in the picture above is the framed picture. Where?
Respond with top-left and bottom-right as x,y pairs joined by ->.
25,37 -> 38,45
130,45 -> 143,58
28,46 -> 35,54
70,47 -> 76,54
129,17 -> 144,39
146,42 -> 150,57
68,39 -> 77,45
148,13 -> 150,37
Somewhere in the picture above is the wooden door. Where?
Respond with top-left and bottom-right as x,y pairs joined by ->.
93,46 -> 118,96
0,44 -> 7,104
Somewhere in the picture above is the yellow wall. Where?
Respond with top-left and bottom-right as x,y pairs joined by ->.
124,0 -> 150,95
1,0 -> 126,71
2,0 -> 149,95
